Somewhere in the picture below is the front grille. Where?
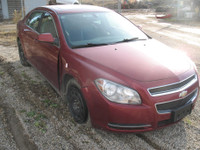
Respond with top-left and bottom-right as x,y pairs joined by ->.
155,88 -> 198,114
148,74 -> 197,96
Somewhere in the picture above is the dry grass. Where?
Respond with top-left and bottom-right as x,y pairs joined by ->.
0,23 -> 17,46
12,10 -> 22,24
0,31 -> 16,46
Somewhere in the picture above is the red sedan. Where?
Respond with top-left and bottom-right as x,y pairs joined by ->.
17,5 -> 199,132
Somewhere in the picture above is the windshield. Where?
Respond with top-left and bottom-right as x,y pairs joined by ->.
60,11 -> 148,49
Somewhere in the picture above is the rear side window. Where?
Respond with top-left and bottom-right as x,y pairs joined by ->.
26,12 -> 43,32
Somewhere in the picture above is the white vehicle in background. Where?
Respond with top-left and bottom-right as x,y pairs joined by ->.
56,0 -> 80,4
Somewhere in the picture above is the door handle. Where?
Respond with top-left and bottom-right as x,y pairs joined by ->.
24,29 -> 31,32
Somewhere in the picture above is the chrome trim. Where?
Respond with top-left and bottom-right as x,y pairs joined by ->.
155,88 -> 198,114
108,123 -> 151,129
148,74 -> 197,97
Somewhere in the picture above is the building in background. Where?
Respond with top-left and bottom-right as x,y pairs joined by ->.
0,0 -> 48,21
0,0 -> 80,21
0,0 -> 22,20
0,0 -> 199,21
24,0 -> 48,15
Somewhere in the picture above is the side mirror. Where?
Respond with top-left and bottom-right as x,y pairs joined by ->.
38,33 -> 54,43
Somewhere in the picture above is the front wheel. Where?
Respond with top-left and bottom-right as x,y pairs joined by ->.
17,40 -> 30,66
66,79 -> 88,124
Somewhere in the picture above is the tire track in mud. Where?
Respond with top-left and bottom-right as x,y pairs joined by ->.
2,103 -> 38,150
0,56 -> 4,62
0,54 -> 159,149
0,58 -> 82,149
0,97 -> 18,150
0,60 -> 38,150
0,56 -> 112,149
136,134 -> 165,150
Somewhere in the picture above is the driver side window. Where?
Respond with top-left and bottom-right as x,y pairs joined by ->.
39,12 -> 58,39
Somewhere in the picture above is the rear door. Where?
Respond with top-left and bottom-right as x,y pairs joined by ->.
22,11 -> 43,67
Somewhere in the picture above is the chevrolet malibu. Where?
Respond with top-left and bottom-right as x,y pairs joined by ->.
17,5 -> 199,132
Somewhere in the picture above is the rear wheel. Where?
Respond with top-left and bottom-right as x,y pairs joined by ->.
17,40 -> 30,66
66,79 -> 88,124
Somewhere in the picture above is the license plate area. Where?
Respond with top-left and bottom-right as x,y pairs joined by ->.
171,103 -> 192,122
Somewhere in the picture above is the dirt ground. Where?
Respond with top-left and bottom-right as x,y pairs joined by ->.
0,12 -> 200,150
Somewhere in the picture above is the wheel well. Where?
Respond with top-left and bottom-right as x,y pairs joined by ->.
61,74 -> 73,94
17,37 -> 22,47
17,37 -> 20,45
61,74 -> 90,124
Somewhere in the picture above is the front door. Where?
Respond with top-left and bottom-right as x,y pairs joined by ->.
36,12 -> 60,88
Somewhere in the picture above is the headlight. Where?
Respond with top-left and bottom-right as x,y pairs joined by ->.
95,79 -> 141,105
192,62 -> 198,72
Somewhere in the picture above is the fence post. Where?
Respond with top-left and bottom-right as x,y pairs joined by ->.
118,0 -> 121,13
20,0 -> 24,17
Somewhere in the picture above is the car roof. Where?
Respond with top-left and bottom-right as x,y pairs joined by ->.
41,5 -> 112,14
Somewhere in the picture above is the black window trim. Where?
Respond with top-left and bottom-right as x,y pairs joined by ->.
25,10 -> 44,34
39,11 -> 60,47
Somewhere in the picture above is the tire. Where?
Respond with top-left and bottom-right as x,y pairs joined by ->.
66,79 -> 88,124
17,40 -> 30,66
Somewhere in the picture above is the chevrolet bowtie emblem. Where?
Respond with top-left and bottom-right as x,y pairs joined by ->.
179,90 -> 188,98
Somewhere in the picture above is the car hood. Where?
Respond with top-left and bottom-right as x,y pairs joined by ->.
74,39 -> 191,82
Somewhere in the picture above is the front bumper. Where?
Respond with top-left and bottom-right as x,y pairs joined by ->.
82,79 -> 199,133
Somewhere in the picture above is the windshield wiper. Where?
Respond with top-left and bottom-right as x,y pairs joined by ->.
72,43 -> 108,49
115,37 -> 147,44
